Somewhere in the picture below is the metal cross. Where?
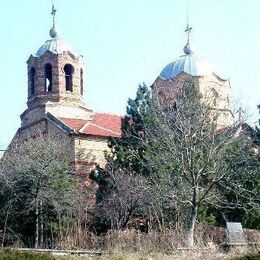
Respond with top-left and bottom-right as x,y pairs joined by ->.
51,3 -> 57,27
185,8 -> 192,41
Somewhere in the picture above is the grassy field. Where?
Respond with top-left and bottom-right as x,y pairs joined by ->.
0,249 -> 56,260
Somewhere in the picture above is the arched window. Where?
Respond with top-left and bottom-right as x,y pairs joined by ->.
30,67 -> 36,95
45,64 -> 52,92
64,64 -> 74,92
211,88 -> 219,106
80,68 -> 83,95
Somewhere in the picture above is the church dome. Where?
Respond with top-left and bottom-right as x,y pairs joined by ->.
159,51 -> 217,80
159,26 -> 223,80
35,5 -> 77,58
35,36 -> 77,57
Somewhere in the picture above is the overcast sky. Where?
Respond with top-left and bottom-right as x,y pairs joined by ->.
0,0 -> 259,152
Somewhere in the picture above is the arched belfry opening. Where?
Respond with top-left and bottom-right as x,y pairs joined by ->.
211,88 -> 219,106
30,67 -> 36,95
45,64 -> 53,92
64,64 -> 74,92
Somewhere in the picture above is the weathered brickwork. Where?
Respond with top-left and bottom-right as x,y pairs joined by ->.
27,51 -> 85,106
2,44 -> 113,181
74,136 -> 110,168
153,72 -> 232,128
23,50 -> 92,129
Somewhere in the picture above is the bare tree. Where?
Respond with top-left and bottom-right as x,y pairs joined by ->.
0,134 -> 87,248
142,82 -> 259,247
91,162 -> 154,233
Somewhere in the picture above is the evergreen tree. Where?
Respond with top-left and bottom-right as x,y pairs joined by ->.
105,83 -> 151,175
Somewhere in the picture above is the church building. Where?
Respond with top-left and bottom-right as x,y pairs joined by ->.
3,6 -> 232,176
5,5 -> 122,174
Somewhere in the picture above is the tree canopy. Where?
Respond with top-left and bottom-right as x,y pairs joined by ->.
92,82 -> 260,247
0,134 -> 87,248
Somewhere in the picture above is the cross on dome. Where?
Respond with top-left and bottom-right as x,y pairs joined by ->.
34,2 -> 77,57
158,14 -> 224,80
183,10 -> 193,55
49,3 -> 59,38
51,3 -> 57,27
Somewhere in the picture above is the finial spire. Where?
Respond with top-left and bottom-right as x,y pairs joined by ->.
51,3 -> 57,28
49,1 -> 59,38
183,7 -> 193,54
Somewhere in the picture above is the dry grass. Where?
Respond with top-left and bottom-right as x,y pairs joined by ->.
54,250 -> 260,260
57,224 -> 228,252
55,226 -> 260,260
3,224 -> 260,259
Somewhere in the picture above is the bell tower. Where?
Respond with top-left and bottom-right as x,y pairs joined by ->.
21,4 -> 92,128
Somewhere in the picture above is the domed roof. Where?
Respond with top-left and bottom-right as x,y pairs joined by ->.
35,35 -> 77,57
159,51 -> 217,80
159,27 -> 223,80
34,5 -> 78,58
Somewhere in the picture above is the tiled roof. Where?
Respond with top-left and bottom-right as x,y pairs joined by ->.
58,118 -> 86,132
59,113 -> 122,138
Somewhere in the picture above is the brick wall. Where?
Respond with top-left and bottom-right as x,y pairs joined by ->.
153,72 -> 232,128
23,50 -> 91,126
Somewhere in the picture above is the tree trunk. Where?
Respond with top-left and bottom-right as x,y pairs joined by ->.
187,205 -> 197,248
40,201 -> 43,248
1,204 -> 10,247
35,199 -> 39,248
187,188 -> 198,248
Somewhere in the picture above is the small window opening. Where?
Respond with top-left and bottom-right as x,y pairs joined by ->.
64,64 -> 74,92
30,67 -> 36,95
45,64 -> 52,92
80,68 -> 83,95
211,88 -> 219,107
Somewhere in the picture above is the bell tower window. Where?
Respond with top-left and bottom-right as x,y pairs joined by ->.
64,64 -> 74,92
30,67 -> 36,95
80,68 -> 83,95
45,64 -> 53,92
211,88 -> 219,107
